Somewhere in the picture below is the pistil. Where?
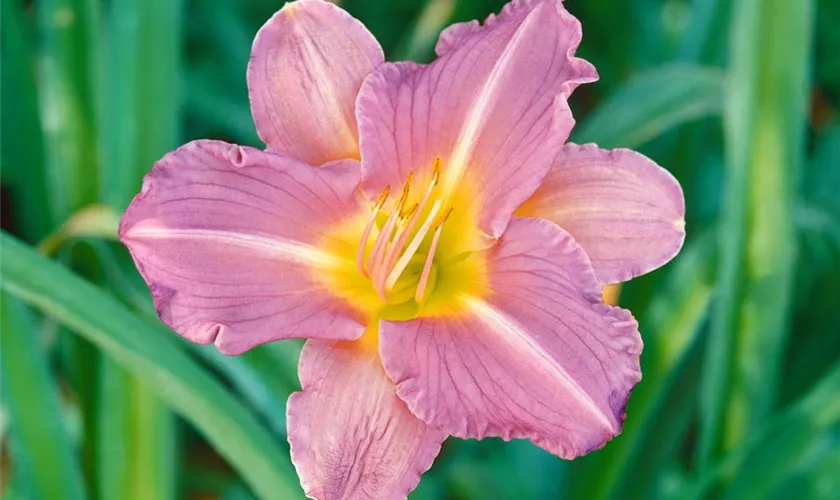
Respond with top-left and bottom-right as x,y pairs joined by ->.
359,159 -> 453,304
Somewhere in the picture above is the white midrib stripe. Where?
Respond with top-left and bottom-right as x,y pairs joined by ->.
442,6 -> 542,198
462,295 -> 616,432
294,21 -> 358,152
125,226 -> 343,268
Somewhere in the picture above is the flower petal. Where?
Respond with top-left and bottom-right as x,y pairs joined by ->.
247,0 -> 383,165
379,218 -> 641,459
120,140 -> 366,354
435,0 -> 544,56
517,143 -> 686,284
288,339 -> 445,500
357,0 -> 596,241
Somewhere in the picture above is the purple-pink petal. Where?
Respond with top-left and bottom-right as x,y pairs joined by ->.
119,140 -> 366,354
378,218 -> 642,458
435,0 -> 548,57
518,143 -> 686,284
247,0 -> 383,165
356,0 -> 597,242
288,339 -> 446,500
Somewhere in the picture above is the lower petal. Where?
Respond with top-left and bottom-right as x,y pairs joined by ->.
517,143 -> 686,284
288,339 -> 445,500
379,218 -> 641,459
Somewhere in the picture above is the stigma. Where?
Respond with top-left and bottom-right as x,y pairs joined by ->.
356,159 -> 452,303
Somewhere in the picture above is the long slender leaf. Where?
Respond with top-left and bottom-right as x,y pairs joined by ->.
0,232 -> 302,500
36,2 -> 104,485
37,0 -> 100,218
572,64 -> 725,149
392,0 -> 456,62
0,0 -> 51,240
97,357 -> 177,500
699,0 -> 814,465
678,0 -> 730,65
102,0 -> 182,208
686,356 -> 840,499
0,290 -> 88,500
97,1 -> 184,497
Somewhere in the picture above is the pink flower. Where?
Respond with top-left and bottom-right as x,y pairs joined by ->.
119,0 -> 685,498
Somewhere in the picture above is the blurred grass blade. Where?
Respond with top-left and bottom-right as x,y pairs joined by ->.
102,0 -> 183,208
568,235 -> 716,499
678,0 -> 729,64
190,341 -> 302,436
184,67 -> 258,146
571,64 -> 725,149
97,1 -> 184,497
0,0 -> 51,240
699,0 -> 814,465
0,290 -> 88,500
97,357 -> 177,500
36,5 -> 105,482
392,0 -> 455,62
0,232 -> 302,500
686,356 -> 840,499
37,0 -> 101,218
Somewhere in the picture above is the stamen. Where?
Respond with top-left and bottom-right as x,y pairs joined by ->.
367,200 -> 402,279
431,158 -> 441,183
402,171 -> 414,197
372,212 -> 409,297
414,207 -> 452,304
385,200 -> 442,291
356,186 -> 390,276
381,166 -> 441,277
376,185 -> 392,206
415,224 -> 443,304
415,208 -> 451,303
401,203 -> 418,219
438,207 -> 454,226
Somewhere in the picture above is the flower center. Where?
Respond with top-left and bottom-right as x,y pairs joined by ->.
317,159 -> 487,322
356,160 -> 452,305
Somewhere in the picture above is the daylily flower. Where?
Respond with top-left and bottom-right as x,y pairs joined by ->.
120,0 -> 685,498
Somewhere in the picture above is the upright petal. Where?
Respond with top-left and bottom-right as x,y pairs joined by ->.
120,140 -> 366,355
435,0 -> 544,56
379,218 -> 641,459
357,0 -> 597,241
288,339 -> 445,500
247,0 -> 384,165
517,144 -> 686,284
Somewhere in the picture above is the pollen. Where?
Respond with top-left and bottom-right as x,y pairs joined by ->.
319,158 -> 487,320
354,159 -> 456,304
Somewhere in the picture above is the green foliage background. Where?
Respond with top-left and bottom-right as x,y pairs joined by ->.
1,0 -> 839,498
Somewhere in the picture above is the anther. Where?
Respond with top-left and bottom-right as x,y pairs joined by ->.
438,207 -> 453,225
431,158 -> 441,183
403,171 -> 414,191
401,203 -> 418,219
375,185 -> 391,206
